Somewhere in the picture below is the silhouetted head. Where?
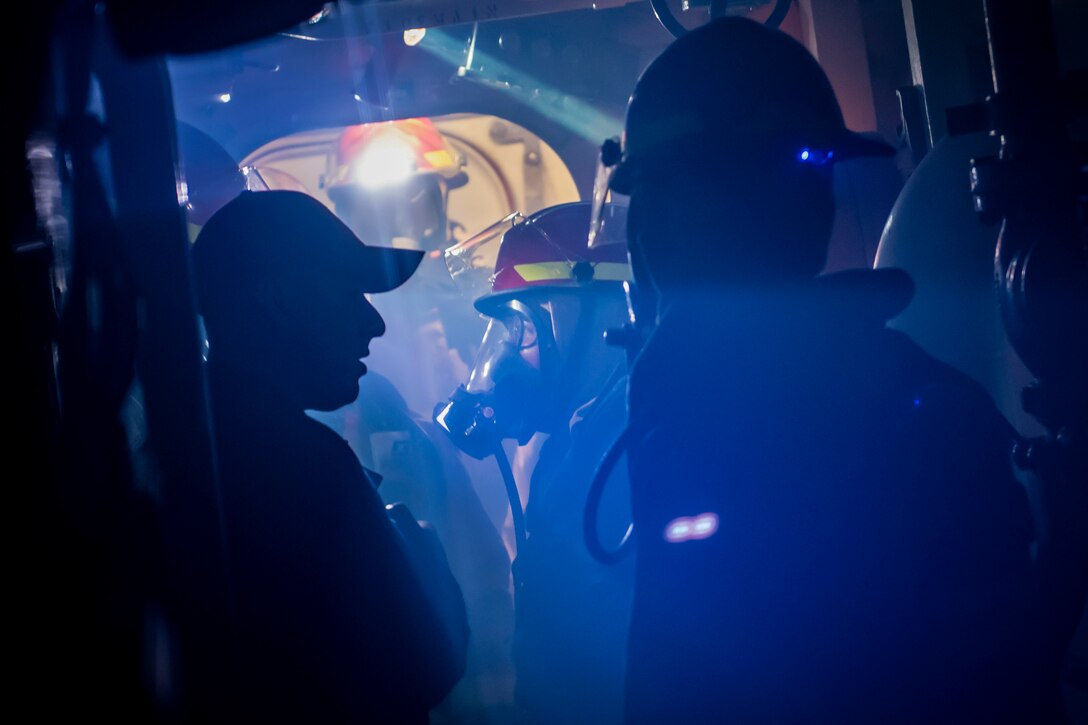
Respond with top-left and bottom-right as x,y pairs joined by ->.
610,17 -> 893,298
191,190 -> 423,411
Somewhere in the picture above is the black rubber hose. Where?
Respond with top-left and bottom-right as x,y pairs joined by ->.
583,426 -> 635,565
765,0 -> 792,28
493,441 -> 527,554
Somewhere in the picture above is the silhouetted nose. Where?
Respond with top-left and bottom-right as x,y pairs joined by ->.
361,297 -> 386,340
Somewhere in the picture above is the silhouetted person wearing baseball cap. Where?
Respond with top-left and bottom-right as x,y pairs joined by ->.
190,189 -> 468,724
601,17 -> 1060,724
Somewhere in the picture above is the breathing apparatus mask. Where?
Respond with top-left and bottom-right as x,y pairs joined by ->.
433,211 -> 523,459
434,297 -> 556,459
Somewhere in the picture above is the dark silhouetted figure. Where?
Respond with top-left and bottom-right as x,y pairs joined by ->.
603,17 -> 1062,725
190,189 -> 468,724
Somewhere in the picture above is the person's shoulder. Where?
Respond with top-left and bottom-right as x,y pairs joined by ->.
873,331 -> 1031,541
876,329 -> 1036,548
880,327 -> 1012,423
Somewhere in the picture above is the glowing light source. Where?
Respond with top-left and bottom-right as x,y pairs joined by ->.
216,93 -> 232,103
667,520 -> 691,540
351,133 -> 417,189
664,512 -> 719,543
403,28 -> 427,46
797,147 -> 834,164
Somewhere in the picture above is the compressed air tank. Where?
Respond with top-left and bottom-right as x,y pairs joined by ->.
873,130 -> 1041,438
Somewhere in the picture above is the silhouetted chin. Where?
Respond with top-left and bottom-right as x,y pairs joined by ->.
308,378 -> 362,413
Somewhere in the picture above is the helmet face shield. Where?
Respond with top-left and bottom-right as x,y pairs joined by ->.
588,138 -> 625,249
444,211 -> 525,304
465,302 -> 543,396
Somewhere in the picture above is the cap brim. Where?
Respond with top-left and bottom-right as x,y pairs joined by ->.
353,246 -> 425,293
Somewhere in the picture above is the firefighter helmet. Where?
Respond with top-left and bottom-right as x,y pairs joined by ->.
326,117 -> 467,195
325,117 -> 468,250
444,201 -> 632,316
608,16 -> 894,195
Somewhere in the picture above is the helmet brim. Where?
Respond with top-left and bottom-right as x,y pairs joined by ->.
609,129 -> 896,196
473,281 -> 625,317
833,130 -> 898,161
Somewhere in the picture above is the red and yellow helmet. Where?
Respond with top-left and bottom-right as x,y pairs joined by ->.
325,117 -> 467,197
444,201 -> 632,315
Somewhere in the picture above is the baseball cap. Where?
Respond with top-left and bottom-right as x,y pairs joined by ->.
191,189 -> 423,314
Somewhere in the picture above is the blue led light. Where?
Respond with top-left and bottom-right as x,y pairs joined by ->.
797,147 -> 833,165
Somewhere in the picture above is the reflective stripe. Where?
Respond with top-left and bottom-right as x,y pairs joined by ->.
423,148 -> 456,169
512,261 -> 631,283
593,262 -> 633,281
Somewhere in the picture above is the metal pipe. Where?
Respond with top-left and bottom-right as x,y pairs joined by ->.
338,0 -> 637,36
